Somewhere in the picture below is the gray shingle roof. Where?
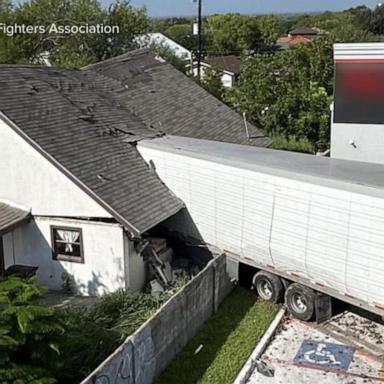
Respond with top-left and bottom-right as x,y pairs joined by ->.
205,55 -> 241,75
0,66 -> 183,235
84,49 -> 272,147
0,202 -> 30,235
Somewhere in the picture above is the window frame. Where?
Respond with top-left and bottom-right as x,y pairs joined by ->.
50,225 -> 84,263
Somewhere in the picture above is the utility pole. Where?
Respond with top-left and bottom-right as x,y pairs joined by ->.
193,0 -> 203,82
197,0 -> 202,82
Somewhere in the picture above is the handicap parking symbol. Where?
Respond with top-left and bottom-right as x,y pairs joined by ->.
294,340 -> 355,371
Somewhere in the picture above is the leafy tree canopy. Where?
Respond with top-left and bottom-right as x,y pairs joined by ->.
205,13 -> 281,55
0,0 -> 149,67
200,64 -> 225,100
205,14 -> 261,55
164,23 -> 196,52
226,37 -> 334,152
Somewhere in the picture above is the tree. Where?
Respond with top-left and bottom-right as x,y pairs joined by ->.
0,0 -> 149,68
201,64 -> 225,100
226,37 -> 334,152
164,23 -> 195,51
150,42 -> 188,73
0,277 -> 64,383
206,14 -> 262,55
370,4 -> 384,35
0,0 -> 11,12
256,15 -> 280,46
347,5 -> 372,31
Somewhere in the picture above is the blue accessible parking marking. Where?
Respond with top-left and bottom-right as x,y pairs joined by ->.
294,340 -> 355,371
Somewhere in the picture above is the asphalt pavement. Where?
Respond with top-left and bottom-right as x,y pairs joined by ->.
247,309 -> 384,384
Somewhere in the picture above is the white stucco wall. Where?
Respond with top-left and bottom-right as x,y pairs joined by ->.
0,119 -> 111,218
3,216 -> 128,295
220,72 -> 235,88
331,122 -> 384,165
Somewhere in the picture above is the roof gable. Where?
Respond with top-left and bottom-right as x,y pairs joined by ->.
0,66 -> 183,235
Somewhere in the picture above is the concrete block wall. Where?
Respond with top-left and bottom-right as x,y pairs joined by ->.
82,254 -> 232,384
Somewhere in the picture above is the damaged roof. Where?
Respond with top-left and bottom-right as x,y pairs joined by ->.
0,202 -> 31,235
84,49 -> 271,147
0,66 -> 183,235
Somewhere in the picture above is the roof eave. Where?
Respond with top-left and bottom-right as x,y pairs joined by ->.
0,211 -> 31,236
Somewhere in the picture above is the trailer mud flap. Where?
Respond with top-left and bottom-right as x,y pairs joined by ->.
315,292 -> 332,323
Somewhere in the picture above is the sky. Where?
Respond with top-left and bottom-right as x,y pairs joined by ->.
127,0 -> 380,18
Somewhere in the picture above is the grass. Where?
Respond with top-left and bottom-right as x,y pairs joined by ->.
156,287 -> 278,384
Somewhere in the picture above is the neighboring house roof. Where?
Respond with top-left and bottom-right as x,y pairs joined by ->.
135,32 -> 192,60
0,66 -> 183,236
84,49 -> 271,147
289,27 -> 319,36
204,55 -> 241,75
0,202 -> 31,235
290,36 -> 313,45
277,35 -> 313,48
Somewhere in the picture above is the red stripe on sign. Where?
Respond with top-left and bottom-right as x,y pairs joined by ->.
335,59 -> 384,64
315,282 -> 325,288
345,293 -> 354,299
374,304 -> 384,311
244,256 -> 253,262
291,273 -> 300,278
267,264 -> 275,269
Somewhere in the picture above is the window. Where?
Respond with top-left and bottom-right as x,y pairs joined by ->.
51,226 -> 84,263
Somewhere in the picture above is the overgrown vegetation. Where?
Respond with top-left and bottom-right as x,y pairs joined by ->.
57,289 -> 177,383
0,277 -> 63,383
156,287 -> 278,384
0,276 -> 185,383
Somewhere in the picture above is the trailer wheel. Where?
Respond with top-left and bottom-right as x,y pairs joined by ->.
253,271 -> 284,304
285,283 -> 315,321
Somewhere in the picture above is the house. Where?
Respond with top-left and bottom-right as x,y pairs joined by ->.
192,55 -> 242,88
135,32 -> 192,61
85,49 -> 271,147
0,51 -> 270,295
289,26 -> 322,39
277,26 -> 323,49
0,66 -> 184,295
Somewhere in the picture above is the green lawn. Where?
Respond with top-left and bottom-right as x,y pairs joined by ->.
156,287 -> 278,384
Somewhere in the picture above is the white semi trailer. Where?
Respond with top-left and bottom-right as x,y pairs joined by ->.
138,136 -> 384,321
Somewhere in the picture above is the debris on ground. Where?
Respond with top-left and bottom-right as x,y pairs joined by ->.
144,237 -> 203,295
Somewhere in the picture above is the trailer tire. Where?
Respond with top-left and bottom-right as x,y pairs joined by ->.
253,271 -> 284,304
285,283 -> 315,321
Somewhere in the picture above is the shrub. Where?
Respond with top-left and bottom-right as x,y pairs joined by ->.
0,277 -> 64,383
0,277 -> 188,383
271,134 -> 315,154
